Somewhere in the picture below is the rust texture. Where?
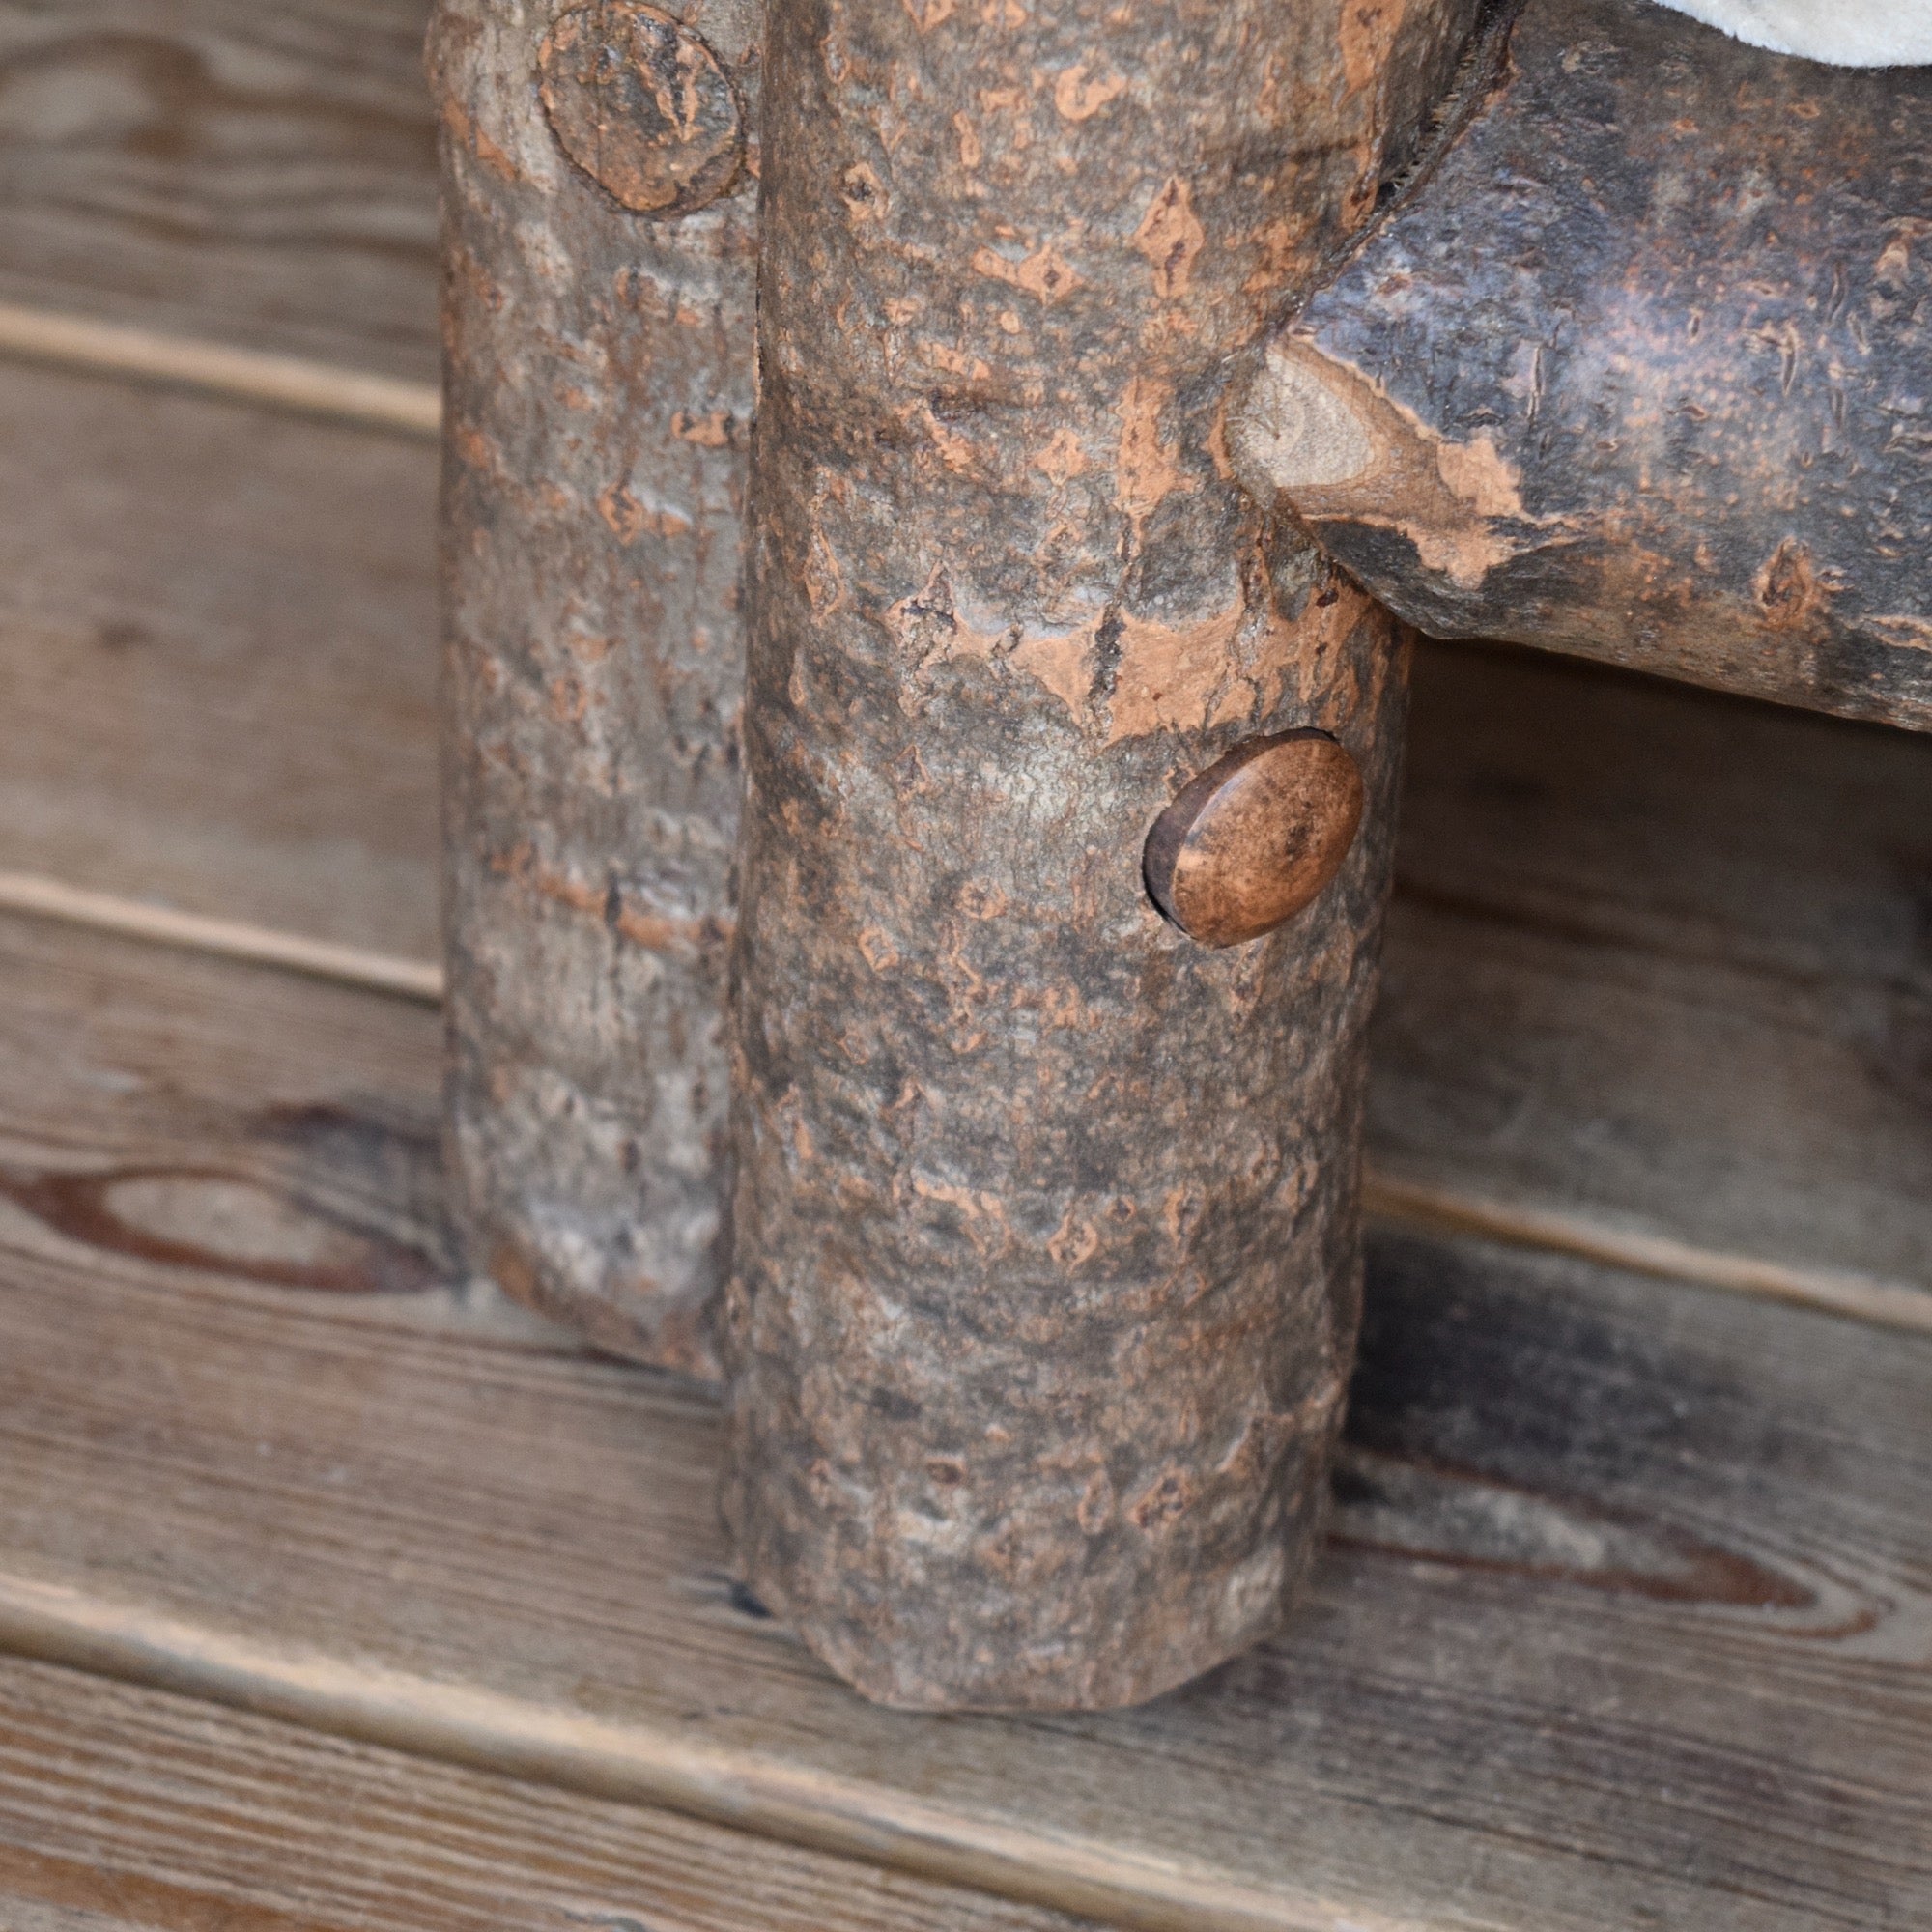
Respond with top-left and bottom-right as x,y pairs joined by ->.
430,0 -> 757,1374
1234,0 -> 1932,733
724,0 -> 1484,1708
1144,731 -> 1366,951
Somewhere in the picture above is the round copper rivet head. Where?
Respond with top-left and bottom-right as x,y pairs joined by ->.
1143,729 -> 1365,948
538,2 -> 744,217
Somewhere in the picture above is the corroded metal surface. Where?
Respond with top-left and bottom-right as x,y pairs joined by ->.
724,0 -> 1484,1708
1236,0 -> 1932,732
431,0 -> 756,1374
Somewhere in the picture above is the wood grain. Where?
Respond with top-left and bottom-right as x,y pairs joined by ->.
0,0 -> 1920,1324
0,356 -> 439,963
1377,640 -> 1932,1314
6,348 -> 1918,1326
0,909 -> 1925,1931
0,298 -> 439,434
0,1653 -> 1098,1932
0,0 -> 439,384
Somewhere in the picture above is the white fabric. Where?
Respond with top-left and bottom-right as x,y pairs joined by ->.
1651,0 -> 1932,65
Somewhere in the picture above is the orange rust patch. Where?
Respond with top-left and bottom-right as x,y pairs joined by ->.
840,161 -> 888,222
1128,1467 -> 1195,1531
891,566 -> 1094,724
441,94 -> 520,184
922,341 -> 994,382
1009,628 -> 1094,719
489,843 -> 725,952
672,409 -> 733,446
910,1175 -> 1013,1257
1756,538 -> 1832,630
803,527 -> 845,612
1340,0 -> 1406,95
917,404 -> 979,473
1033,428 -> 1091,483
857,926 -> 901,972
1869,613 -> 1932,654
1106,575 -> 1373,744
1047,1204 -> 1101,1267
547,674 -> 590,724
596,482 -> 692,543
1875,218 -> 1932,286
452,423 -> 501,477
1105,604 -> 1243,742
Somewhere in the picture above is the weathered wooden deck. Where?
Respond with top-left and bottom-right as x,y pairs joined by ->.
0,2 -> 1926,1926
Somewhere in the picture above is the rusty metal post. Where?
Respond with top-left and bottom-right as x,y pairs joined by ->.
724,0 -> 1486,1708
430,0 -> 758,1373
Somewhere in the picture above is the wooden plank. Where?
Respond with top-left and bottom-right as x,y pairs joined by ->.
0,356 -> 439,965
5,351 -> 1918,1321
0,909 -> 1924,1932
0,1653 -> 1097,1932
0,0 -> 438,384
0,895 -> 524,1342
0,300 -> 440,436
1373,640 -> 1932,1316
0,0 -> 1918,1325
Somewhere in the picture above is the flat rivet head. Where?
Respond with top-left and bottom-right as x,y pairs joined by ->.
539,2 -> 744,217
1144,729 -> 1364,948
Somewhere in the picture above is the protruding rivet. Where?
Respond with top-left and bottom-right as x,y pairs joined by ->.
539,2 -> 744,217
1144,729 -> 1364,948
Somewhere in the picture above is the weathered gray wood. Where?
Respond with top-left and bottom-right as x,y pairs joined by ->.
0,898 -> 455,1318
0,1655 -> 1098,1932
2,0 -> 1919,1333
1235,0 -> 1932,730
0,0 -> 439,382
432,0 -> 755,1376
0,909 -> 1925,1931
1376,639 -> 1932,1315
0,352 -> 1921,1321
0,356 -> 439,962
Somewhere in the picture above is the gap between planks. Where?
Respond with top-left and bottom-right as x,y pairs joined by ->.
4,309 -> 1921,1343
0,873 -> 442,1003
0,1574 -> 1307,1932
2,867 -> 1920,1346
0,302 -> 440,440
7,873 -> 1924,1345
1361,1175 -> 1932,1340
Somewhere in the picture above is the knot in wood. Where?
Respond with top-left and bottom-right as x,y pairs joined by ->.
538,2 -> 743,216
1144,730 -> 1365,948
